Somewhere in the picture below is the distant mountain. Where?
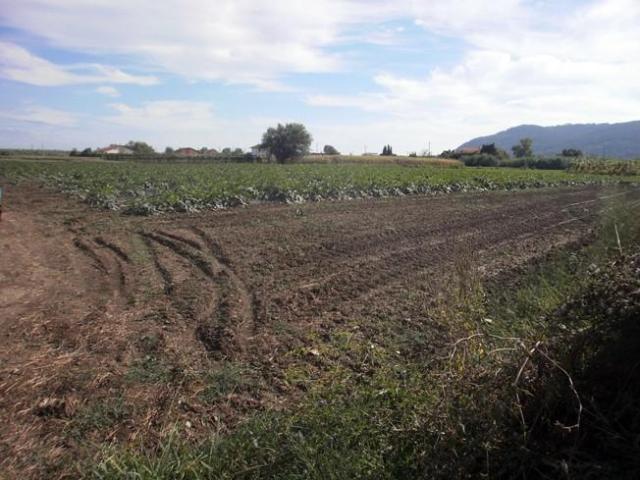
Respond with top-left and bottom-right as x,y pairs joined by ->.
458,121 -> 640,159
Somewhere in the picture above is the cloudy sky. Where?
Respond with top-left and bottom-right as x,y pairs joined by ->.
1,0 -> 639,154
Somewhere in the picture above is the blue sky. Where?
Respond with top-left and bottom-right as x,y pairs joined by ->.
1,0 -> 639,154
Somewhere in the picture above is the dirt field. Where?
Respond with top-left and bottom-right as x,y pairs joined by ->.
1,182 -> 637,477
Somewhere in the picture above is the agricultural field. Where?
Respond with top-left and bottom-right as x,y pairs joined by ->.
2,158 -> 640,479
298,154 -> 463,166
570,157 -> 640,176
1,158 -> 638,214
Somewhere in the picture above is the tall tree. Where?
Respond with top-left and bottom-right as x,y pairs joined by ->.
512,138 -> 533,158
480,143 -> 498,156
126,141 -> 155,155
260,123 -> 312,163
323,144 -> 340,155
561,148 -> 583,157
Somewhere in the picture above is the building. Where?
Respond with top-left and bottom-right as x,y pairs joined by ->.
97,144 -> 134,155
174,147 -> 200,157
455,146 -> 481,155
251,144 -> 270,160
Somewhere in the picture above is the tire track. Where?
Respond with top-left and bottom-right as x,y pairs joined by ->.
142,228 -> 255,357
140,232 -> 216,278
155,230 -> 203,251
94,237 -> 130,263
140,234 -> 174,295
73,238 -> 108,273
191,227 -> 256,347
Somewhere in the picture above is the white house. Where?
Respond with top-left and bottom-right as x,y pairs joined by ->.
251,144 -> 270,160
97,144 -> 134,155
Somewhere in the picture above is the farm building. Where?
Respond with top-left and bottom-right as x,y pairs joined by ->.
97,144 -> 134,155
251,144 -> 270,160
175,147 -> 200,157
455,146 -> 481,155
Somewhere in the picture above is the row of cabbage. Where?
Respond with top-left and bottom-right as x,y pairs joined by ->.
1,161 -> 637,215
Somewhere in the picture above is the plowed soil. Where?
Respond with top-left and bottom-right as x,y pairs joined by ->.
1,182 -> 637,478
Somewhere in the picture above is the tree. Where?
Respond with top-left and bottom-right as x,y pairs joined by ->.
260,123 -> 312,163
480,143 -> 498,156
496,147 -> 511,159
80,147 -> 93,156
69,148 -> 78,156
232,148 -> 244,155
512,138 -> 533,158
126,141 -> 155,155
164,147 -> 174,155
381,144 -> 393,156
323,144 -> 340,155
221,147 -> 232,155
562,148 -> 583,157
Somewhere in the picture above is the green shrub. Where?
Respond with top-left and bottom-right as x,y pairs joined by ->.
462,154 -> 500,167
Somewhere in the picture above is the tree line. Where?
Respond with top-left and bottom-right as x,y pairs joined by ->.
69,124 -> 587,164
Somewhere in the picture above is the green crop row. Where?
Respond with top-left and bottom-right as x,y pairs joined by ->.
1,160 -> 638,215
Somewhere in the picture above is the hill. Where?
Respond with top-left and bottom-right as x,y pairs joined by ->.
458,121 -> 640,159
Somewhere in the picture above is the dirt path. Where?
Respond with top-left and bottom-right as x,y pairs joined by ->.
0,182 -> 637,478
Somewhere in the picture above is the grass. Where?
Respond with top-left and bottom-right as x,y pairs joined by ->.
1,158 -> 638,214
125,356 -> 181,385
87,192 -> 640,479
67,397 -> 130,440
199,363 -> 262,404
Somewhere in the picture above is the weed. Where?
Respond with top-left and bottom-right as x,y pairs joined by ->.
199,363 -> 261,404
125,356 -> 179,384
67,397 -> 130,439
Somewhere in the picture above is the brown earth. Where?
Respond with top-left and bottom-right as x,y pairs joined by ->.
1,182 -> 638,478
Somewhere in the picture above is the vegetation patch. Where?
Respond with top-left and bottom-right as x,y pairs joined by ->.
67,397 -> 130,440
1,160 -> 637,215
199,363 -> 262,404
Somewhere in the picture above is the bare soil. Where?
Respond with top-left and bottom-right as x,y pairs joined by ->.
0,182 -> 637,478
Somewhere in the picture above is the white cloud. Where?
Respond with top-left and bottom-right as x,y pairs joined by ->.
307,0 -> 640,152
0,42 -> 158,86
0,0 -> 416,89
1,0 -> 639,152
98,100 -> 267,149
0,1 -> 340,88
105,101 -> 217,131
0,100 -> 265,150
0,105 -> 78,127
96,86 -> 120,97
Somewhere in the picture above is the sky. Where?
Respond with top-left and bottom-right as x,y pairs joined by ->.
0,0 -> 639,154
